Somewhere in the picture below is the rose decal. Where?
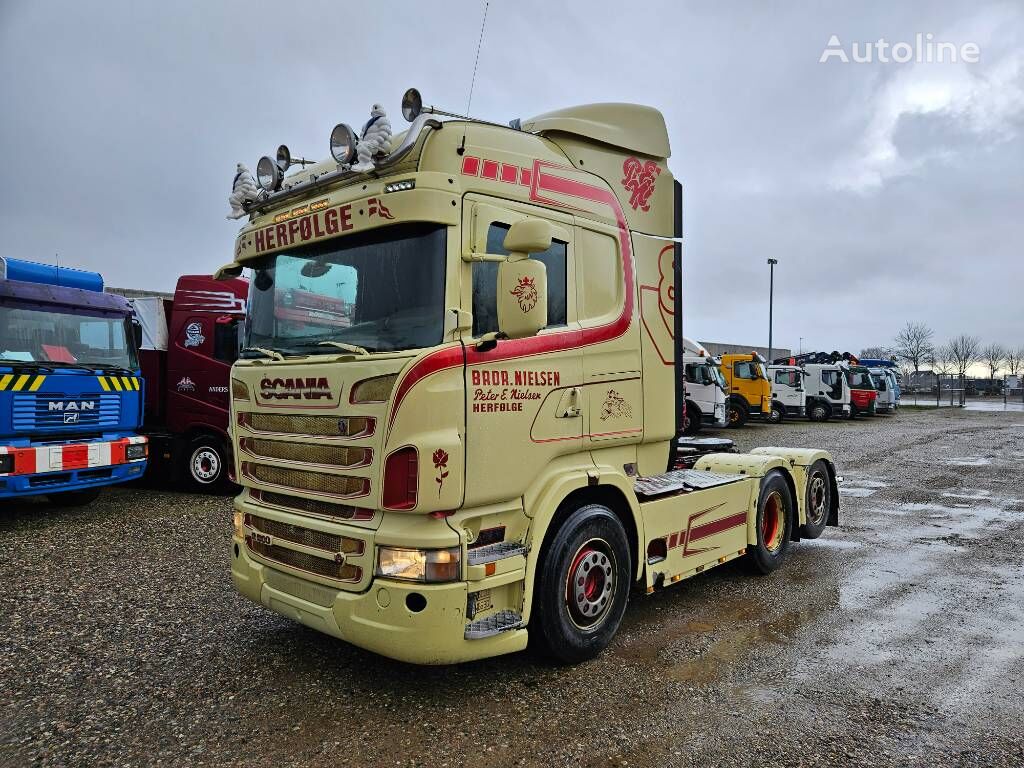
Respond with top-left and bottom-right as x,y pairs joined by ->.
510,275 -> 539,313
432,449 -> 449,495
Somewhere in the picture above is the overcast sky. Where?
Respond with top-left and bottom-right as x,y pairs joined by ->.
1,1 -> 1021,357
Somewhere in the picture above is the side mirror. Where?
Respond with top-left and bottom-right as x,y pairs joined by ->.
131,319 -> 143,349
494,219 -> 552,340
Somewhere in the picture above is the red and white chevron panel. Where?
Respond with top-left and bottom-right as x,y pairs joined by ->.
0,436 -> 147,476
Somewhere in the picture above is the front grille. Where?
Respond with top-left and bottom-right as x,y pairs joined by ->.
12,392 -> 120,431
263,568 -> 337,607
245,462 -> 368,497
245,513 -> 364,555
241,413 -> 374,438
247,537 -> 361,582
252,490 -> 374,522
241,438 -> 370,467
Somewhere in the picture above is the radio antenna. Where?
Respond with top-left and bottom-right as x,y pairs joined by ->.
461,0 -> 490,153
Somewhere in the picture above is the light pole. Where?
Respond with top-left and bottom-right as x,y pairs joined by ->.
767,258 -> 778,362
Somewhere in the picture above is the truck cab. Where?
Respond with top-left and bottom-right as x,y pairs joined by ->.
846,364 -> 878,417
222,89 -> 838,665
719,352 -> 771,428
859,359 -> 900,412
682,353 -> 727,433
0,258 -> 148,505
801,363 -> 851,421
127,275 -> 248,490
766,365 -> 806,423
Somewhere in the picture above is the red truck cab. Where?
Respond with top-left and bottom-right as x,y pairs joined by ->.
845,365 -> 878,418
132,275 -> 248,490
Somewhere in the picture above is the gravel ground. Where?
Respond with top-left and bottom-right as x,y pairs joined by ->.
2,408 -> 1023,767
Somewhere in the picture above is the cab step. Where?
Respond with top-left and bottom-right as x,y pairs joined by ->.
634,468 -> 741,498
464,609 -> 522,640
467,541 -> 527,566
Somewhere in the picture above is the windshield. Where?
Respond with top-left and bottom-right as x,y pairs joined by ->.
0,304 -> 137,369
245,224 -> 447,354
847,369 -> 873,389
711,365 -> 727,389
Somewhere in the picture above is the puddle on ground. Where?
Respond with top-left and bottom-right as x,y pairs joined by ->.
840,477 -> 889,498
808,537 -> 863,550
943,456 -> 992,467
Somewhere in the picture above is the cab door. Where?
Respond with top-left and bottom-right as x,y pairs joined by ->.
460,198 -> 583,508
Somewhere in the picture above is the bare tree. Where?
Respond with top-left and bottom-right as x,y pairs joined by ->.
860,346 -> 893,359
894,322 -> 935,373
931,343 -> 954,375
1006,347 -> 1024,377
980,343 -> 1007,380
947,335 -> 981,378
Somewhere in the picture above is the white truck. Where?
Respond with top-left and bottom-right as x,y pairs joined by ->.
868,368 -> 898,413
802,363 -> 852,421
681,338 -> 727,434
767,365 -> 806,424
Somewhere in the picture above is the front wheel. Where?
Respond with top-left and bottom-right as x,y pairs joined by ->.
532,504 -> 631,664
801,460 -> 832,539
747,470 -> 794,574
47,487 -> 102,507
682,402 -> 702,435
726,399 -> 749,428
186,436 -> 230,493
766,402 -> 784,425
808,401 -> 831,422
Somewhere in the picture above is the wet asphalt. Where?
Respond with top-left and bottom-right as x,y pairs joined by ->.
1,407 -> 1022,767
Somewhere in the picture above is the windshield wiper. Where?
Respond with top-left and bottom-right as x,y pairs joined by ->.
240,346 -> 286,361
315,341 -> 369,356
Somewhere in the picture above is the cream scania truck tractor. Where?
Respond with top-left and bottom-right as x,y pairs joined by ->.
220,88 -> 839,665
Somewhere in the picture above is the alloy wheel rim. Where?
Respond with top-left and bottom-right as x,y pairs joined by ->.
761,491 -> 785,552
565,538 -> 615,629
191,448 -> 220,483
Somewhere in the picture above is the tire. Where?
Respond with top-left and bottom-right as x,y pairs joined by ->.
747,470 -> 794,574
682,402 -> 702,435
186,435 -> 229,492
47,487 -> 102,507
726,398 -> 749,428
766,402 -> 784,425
800,460 -> 832,539
808,401 -> 830,422
532,504 -> 631,664
848,404 -> 858,419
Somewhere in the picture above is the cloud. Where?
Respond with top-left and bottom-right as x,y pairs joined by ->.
830,5 -> 1024,192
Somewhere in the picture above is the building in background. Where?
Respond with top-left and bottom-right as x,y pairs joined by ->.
699,342 -> 791,361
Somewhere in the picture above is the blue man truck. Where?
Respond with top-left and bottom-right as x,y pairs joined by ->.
0,258 -> 148,505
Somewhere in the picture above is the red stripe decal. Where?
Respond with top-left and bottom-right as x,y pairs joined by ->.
481,160 -> 499,180
13,448 -> 36,475
689,511 -> 748,542
461,156 -> 480,176
500,163 -> 518,183
62,444 -> 89,470
519,168 -> 532,187
388,159 -> 635,432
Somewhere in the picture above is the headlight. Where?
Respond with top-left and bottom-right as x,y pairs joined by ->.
0,454 -> 13,474
376,546 -> 461,583
231,378 -> 249,400
256,155 -> 282,191
329,123 -> 358,165
126,443 -> 147,460
233,509 -> 244,537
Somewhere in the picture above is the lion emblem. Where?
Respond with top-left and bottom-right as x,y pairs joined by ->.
600,389 -> 632,421
510,275 -> 538,313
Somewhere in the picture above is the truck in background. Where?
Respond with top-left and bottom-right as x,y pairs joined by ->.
719,352 -> 772,428
223,88 -> 839,665
113,275 -> 248,491
846,364 -> 878,417
859,359 -> 900,413
682,338 -> 727,434
766,364 -> 806,424
773,354 -> 852,422
0,258 -> 148,505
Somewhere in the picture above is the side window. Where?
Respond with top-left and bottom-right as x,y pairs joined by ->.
472,222 -> 568,336
774,370 -> 794,386
213,319 -> 242,363
734,362 -> 754,379
684,363 -> 698,383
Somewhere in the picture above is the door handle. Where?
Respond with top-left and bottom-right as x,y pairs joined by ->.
556,387 -> 582,418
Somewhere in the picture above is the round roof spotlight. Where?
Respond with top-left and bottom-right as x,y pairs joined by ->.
276,144 -> 292,170
401,88 -> 423,122
329,123 -> 358,165
256,155 -> 283,192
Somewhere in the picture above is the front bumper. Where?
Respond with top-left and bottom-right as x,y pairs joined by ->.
231,538 -> 527,664
0,436 -> 148,498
